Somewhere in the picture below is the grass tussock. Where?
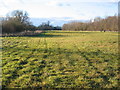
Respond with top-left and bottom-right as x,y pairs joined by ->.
2,31 -> 119,88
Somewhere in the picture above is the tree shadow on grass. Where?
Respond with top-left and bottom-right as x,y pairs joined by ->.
30,31 -> 94,37
1,31 -> 98,37
49,31 -> 97,34
29,33 -> 68,38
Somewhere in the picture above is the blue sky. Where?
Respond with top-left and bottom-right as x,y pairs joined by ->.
0,0 -> 118,26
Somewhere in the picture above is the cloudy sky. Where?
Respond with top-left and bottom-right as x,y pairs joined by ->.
0,0 -> 118,26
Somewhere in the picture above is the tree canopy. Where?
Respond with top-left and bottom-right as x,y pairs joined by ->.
2,10 -> 61,33
2,10 -> 31,33
62,15 -> 118,31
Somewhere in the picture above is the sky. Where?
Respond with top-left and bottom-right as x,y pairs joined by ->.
0,0 -> 119,26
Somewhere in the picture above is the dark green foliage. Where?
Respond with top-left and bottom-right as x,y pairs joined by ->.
37,21 -> 61,30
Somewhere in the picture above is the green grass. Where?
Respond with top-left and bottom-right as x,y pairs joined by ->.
2,31 -> 119,88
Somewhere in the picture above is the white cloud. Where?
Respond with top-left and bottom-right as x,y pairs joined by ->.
78,0 -> 119,2
104,0 -> 118,2
46,0 -> 71,7
46,0 -> 119,3
0,0 -> 117,26
0,0 -> 118,20
0,0 -> 24,14
46,1 -> 58,6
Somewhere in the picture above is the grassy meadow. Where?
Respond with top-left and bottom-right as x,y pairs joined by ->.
2,31 -> 119,88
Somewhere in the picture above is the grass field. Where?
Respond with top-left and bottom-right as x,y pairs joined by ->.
2,31 -> 119,88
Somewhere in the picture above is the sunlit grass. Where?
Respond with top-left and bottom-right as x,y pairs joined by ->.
2,31 -> 119,88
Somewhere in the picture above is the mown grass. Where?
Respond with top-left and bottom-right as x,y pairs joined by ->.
2,31 -> 119,88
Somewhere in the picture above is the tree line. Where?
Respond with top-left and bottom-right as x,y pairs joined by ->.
37,21 -> 61,30
2,10 -> 30,33
1,10 -> 118,33
62,15 -> 118,31
1,10 -> 61,33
